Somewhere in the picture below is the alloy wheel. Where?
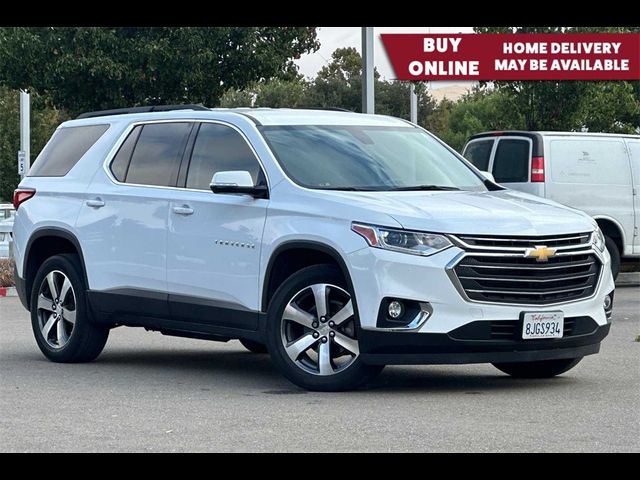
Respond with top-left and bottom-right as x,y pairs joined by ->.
280,283 -> 359,376
36,270 -> 77,349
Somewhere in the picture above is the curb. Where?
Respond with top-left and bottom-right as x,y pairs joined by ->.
0,286 -> 17,297
616,272 -> 640,288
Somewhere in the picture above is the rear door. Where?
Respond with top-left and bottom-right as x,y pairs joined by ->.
76,121 -> 193,317
489,136 -> 539,195
626,139 -> 640,254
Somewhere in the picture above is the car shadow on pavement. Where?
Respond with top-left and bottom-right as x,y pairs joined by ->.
75,345 -> 581,394
365,366 -> 581,394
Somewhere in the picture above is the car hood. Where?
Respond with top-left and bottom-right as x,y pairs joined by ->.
329,189 -> 595,236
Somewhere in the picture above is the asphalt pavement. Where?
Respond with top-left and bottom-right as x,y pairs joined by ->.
1,289 -> 638,452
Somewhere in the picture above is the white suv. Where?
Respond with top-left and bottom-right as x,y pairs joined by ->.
12,106 -> 614,391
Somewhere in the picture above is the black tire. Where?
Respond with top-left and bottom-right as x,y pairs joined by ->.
604,236 -> 620,280
239,338 -> 268,354
265,264 -> 383,391
30,254 -> 109,363
493,357 -> 583,378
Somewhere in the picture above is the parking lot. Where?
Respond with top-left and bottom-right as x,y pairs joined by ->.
1,288 -> 638,452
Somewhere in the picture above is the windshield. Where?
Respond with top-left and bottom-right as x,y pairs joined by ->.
261,125 -> 487,191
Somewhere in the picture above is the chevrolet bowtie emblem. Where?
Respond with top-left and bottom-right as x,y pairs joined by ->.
524,245 -> 557,262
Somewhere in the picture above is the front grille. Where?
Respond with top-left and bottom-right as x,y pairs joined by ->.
450,232 -> 601,305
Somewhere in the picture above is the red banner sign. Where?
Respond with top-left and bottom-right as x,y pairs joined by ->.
381,33 -> 640,80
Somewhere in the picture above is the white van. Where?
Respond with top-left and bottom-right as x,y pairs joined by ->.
463,131 -> 640,277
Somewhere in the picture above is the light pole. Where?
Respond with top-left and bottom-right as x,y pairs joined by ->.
19,90 -> 30,179
361,27 -> 374,114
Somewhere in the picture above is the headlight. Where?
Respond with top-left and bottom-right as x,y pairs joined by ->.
352,223 -> 452,257
592,227 -> 606,252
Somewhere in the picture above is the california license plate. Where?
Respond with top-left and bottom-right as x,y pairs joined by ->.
522,312 -> 564,340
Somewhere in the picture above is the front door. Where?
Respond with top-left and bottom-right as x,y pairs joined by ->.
167,122 -> 268,330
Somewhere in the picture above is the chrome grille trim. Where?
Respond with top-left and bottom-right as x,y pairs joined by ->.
446,234 -> 603,306
450,232 -> 594,252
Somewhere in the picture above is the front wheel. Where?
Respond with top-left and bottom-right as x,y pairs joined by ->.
492,357 -> 582,378
266,265 -> 383,391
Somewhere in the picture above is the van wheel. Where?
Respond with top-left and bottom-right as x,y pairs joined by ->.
239,339 -> 268,354
493,357 -> 582,378
266,264 -> 383,391
604,236 -> 620,280
30,254 -> 109,363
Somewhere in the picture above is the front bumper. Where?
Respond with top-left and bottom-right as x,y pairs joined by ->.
347,244 -> 614,364
359,321 -> 609,365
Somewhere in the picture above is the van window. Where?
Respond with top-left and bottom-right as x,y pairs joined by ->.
463,140 -> 493,171
125,123 -> 192,187
186,123 -> 265,190
492,139 -> 530,183
549,139 -> 630,185
29,125 -> 109,177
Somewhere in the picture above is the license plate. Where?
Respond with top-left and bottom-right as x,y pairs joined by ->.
522,312 -> 564,340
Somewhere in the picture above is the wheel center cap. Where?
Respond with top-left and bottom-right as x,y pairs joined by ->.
317,324 -> 332,336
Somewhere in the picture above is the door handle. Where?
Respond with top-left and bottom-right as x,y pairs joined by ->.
172,205 -> 194,216
86,198 -> 105,208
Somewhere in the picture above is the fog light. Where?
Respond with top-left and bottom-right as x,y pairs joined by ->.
603,295 -> 612,310
388,300 -> 404,319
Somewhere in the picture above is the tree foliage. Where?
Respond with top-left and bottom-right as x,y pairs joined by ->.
0,27 -> 319,116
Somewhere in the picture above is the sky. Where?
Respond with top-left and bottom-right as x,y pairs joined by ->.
296,26 -> 475,88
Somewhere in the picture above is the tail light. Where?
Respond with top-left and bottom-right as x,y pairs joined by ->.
531,157 -> 545,182
13,188 -> 36,210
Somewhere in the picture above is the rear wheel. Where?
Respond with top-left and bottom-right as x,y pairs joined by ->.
30,254 -> 109,363
493,357 -> 582,378
266,265 -> 383,391
239,339 -> 268,354
604,236 -> 620,280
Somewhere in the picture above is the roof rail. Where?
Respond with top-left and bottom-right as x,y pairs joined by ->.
312,107 -> 354,112
76,104 -> 209,119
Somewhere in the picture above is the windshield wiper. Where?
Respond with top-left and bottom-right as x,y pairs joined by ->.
386,185 -> 461,191
320,187 -> 379,191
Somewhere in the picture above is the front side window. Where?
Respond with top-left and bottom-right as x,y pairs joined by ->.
186,123 -> 265,190
260,125 -> 486,191
492,139 -> 530,183
124,123 -> 192,187
463,139 -> 494,171
29,124 -> 109,177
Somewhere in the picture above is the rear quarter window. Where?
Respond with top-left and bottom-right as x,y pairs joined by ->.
28,124 -> 109,177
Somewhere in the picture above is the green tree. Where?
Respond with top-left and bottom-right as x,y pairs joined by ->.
303,47 -> 365,111
255,78 -> 306,108
0,87 -> 61,201
0,27 -> 319,116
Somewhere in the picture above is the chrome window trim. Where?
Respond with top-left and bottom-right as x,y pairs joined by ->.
101,119 -> 271,194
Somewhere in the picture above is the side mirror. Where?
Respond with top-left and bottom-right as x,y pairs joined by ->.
480,171 -> 496,183
210,171 -> 268,199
